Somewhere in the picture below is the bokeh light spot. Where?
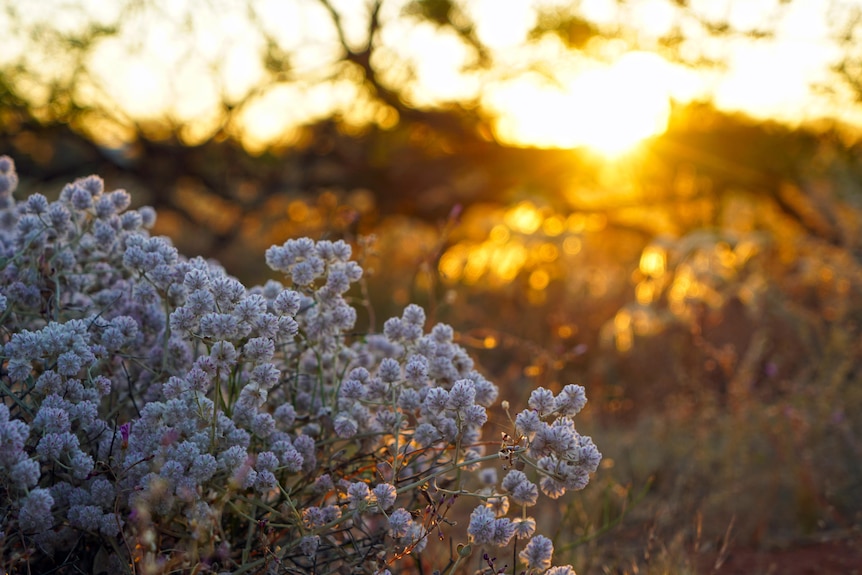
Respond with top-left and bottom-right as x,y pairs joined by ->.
529,269 -> 550,290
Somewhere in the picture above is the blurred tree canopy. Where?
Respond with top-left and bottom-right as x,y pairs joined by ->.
2,0 -> 861,252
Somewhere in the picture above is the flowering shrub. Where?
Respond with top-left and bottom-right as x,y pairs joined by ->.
0,155 -> 600,574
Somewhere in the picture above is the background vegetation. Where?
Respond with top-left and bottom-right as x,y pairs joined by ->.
3,0 -> 862,572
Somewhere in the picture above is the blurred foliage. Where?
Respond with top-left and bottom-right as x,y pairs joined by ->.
3,0 -> 862,571
530,10 -> 601,50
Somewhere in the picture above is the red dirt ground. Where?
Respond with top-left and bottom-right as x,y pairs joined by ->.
698,534 -> 862,575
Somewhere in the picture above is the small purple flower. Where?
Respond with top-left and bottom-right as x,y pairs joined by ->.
119,422 -> 131,448
467,505 -> 495,544
423,387 -> 449,415
512,517 -> 537,539
251,363 -> 280,389
99,512 -> 122,537
19,489 -> 54,532
25,193 -> 49,214
279,445 -> 305,473
491,517 -> 516,547
501,470 -> 528,492
293,434 -> 316,472
290,260 -> 318,285
447,379 -> 476,412
255,470 -> 278,491
404,355 -> 428,387
299,535 -> 319,558
472,374 -> 499,406
9,458 -> 40,489
402,304 -> 425,326
520,534 -> 554,572
47,202 -> 71,233
302,506 -> 327,529
413,423 -> 440,447
346,481 -> 370,508
36,432 -> 74,460
189,454 -> 218,482
462,404 -> 488,428
255,451 -> 279,473
94,195 -> 115,218
273,404 -> 296,427
234,294 -> 267,324
555,384 -> 587,416
397,388 -> 421,411
77,174 -> 104,195
528,387 -> 556,416
333,414 -> 358,438
511,478 -> 539,507
388,508 -> 412,538
383,319 -> 406,344
372,483 -> 397,511
89,478 -> 116,508
378,357 -> 401,383
70,186 -> 93,210
251,412 -> 276,438
273,289 -> 301,315
340,377 -> 366,400
57,351 -> 84,376
431,323 -> 454,343
109,189 -> 131,211
68,504 -> 103,531
120,210 -> 143,230
244,337 -> 275,363
330,239 -> 352,261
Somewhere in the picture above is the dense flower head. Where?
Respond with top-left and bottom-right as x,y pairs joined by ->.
512,516 -> 537,539
19,488 -> 54,533
388,508 -> 413,538
468,504 -> 517,547
467,504 -> 495,543
0,159 -> 600,575
555,384 -> 587,417
528,387 -> 556,416
520,534 -> 554,572
372,482 -> 397,511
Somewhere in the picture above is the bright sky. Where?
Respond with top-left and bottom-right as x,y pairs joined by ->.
473,0 -> 859,154
1,0 -> 859,155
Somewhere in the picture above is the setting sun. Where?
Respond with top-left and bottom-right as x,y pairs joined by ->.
488,51 -> 676,156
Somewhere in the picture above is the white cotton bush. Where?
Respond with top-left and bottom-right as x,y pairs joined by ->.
0,156 -> 598,574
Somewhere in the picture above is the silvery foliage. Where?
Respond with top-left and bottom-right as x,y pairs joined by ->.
0,156 -> 599,574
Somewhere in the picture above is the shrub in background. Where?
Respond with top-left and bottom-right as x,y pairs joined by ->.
0,155 -> 599,574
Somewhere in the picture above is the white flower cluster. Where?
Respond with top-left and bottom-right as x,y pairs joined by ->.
0,156 -> 599,574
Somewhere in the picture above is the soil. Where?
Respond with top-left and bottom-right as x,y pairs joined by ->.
698,533 -> 862,575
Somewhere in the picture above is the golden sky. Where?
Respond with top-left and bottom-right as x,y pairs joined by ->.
2,0 -> 859,155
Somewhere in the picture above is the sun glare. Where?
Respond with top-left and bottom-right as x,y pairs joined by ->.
489,51 -> 675,156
